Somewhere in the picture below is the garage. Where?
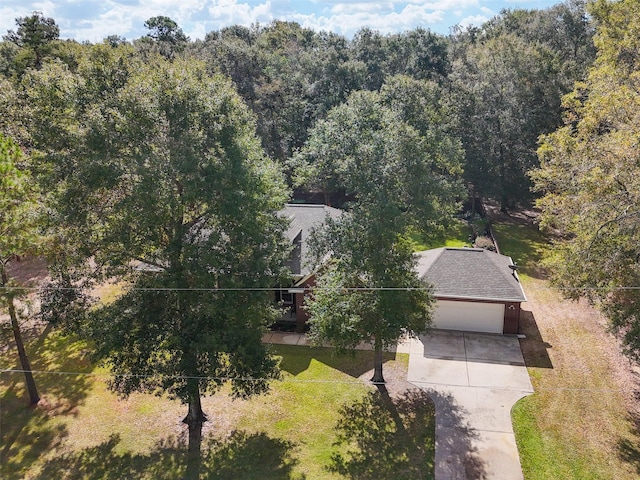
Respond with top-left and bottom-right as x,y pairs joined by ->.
433,300 -> 505,334
415,247 -> 527,334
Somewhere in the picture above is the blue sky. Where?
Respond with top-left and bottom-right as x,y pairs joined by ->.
1,1 -> 563,43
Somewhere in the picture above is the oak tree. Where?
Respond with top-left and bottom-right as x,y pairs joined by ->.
28,52 -> 290,477
296,87 -> 464,382
532,0 -> 640,359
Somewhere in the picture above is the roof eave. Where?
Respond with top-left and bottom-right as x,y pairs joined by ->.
435,294 -> 527,303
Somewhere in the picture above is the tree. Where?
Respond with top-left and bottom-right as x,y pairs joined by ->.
302,31 -> 366,120
28,54 -> 290,478
251,21 -> 316,163
139,16 -> 188,59
296,88 -> 464,382
0,78 -> 28,145
0,133 -> 40,405
383,28 -> 450,83
351,28 -> 387,91
4,11 -> 59,69
531,0 -> 640,359
201,25 -> 262,109
449,33 -> 563,210
0,40 -> 20,78
481,0 -> 595,84
144,15 -> 187,44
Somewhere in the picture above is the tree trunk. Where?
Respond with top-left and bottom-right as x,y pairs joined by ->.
2,267 -> 39,405
8,297 -> 40,405
183,382 -> 207,480
370,336 -> 385,384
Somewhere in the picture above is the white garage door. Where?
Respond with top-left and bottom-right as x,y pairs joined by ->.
433,300 -> 505,334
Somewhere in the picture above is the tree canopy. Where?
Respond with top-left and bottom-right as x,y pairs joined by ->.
25,51 -> 290,477
448,0 -> 595,210
296,85 -> 464,382
3,11 -> 59,69
141,16 -> 188,58
0,132 -> 41,405
532,0 -> 640,360
0,4 -> 597,209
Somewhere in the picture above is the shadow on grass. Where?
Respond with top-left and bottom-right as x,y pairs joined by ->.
618,435 -> 640,476
0,394 -> 69,480
1,325 -> 94,477
328,387 -> 436,479
618,389 -> 640,475
274,344 -> 396,378
32,430 -> 303,480
518,309 -> 553,369
491,222 -> 549,280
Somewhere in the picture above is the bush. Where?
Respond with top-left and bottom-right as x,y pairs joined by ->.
473,235 -> 496,251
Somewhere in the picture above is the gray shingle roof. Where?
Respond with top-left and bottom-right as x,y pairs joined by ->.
280,204 -> 343,277
416,247 -> 527,303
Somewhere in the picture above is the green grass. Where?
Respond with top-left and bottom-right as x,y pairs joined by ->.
493,216 -> 640,479
1,327 -> 433,479
491,222 -> 548,280
410,219 -> 472,252
512,396 -> 614,480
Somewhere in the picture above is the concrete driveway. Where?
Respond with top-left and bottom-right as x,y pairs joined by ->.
406,330 -> 534,480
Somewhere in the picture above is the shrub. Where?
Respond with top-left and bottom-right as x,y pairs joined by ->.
473,235 -> 496,251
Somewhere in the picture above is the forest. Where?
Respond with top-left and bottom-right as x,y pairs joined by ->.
0,1 -> 597,209
2,0 -> 640,478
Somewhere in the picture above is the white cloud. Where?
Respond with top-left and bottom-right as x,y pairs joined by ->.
329,2 -> 390,14
296,3 -> 445,38
207,0 -> 274,25
458,13 -> 488,28
0,8 -> 22,36
59,0 -> 209,42
420,0 -> 478,9
1,1 -> 562,42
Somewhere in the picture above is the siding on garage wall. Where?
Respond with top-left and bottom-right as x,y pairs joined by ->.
433,299 -> 505,334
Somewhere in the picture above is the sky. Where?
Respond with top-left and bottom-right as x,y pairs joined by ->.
1,0 -> 563,43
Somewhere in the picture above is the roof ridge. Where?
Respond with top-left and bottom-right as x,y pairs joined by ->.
419,247 -> 526,303
285,203 -> 328,208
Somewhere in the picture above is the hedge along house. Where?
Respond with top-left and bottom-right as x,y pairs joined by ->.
415,247 -> 527,334
277,204 -> 343,332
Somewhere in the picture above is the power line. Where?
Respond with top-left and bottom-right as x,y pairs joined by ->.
0,368 -> 382,386
4,285 -> 640,292
0,369 -> 635,393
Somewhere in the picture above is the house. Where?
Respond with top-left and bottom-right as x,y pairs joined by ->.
415,247 -> 527,334
277,204 -> 343,331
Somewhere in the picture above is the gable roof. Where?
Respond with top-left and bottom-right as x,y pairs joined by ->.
280,204 -> 343,278
416,247 -> 527,303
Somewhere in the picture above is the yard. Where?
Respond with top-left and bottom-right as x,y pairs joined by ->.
488,209 -> 640,479
1,320 -> 435,479
409,218 -> 471,252
4,208 -> 640,479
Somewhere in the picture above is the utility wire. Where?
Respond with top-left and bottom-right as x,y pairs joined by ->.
0,369 -> 635,393
4,285 -> 640,292
0,368 -> 382,386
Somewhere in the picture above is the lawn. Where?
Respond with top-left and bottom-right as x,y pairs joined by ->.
490,222 -> 548,280
409,219 -> 471,252
1,326 -> 435,479
490,213 -> 640,479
